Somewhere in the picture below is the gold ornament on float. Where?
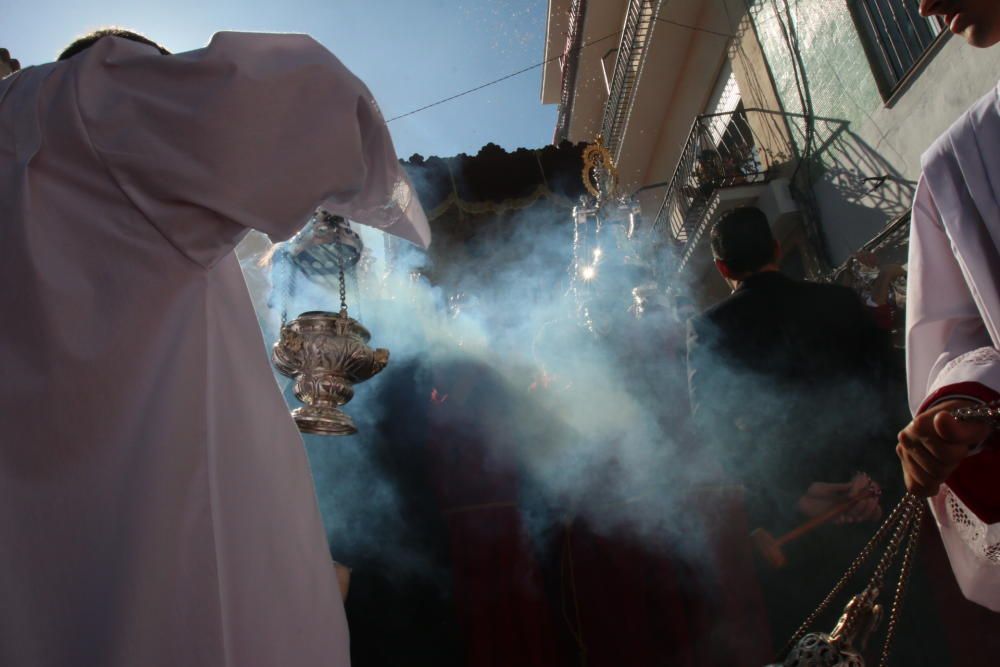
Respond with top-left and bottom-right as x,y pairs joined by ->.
581,136 -> 619,201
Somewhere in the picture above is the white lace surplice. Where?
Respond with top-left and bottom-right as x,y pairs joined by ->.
907,81 -> 1000,611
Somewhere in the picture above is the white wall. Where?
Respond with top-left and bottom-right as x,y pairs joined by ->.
816,36 -> 1000,264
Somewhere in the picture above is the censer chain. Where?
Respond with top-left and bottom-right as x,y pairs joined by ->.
781,494 -> 915,656
952,399 -> 1000,426
280,246 -> 297,328
780,401 -> 998,665
338,254 -> 348,315
879,503 -> 923,667
780,493 -> 922,661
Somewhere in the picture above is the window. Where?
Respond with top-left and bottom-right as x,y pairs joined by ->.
850,0 -> 946,99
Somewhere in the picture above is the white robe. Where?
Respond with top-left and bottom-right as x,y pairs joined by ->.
907,80 -> 1000,611
0,33 -> 428,666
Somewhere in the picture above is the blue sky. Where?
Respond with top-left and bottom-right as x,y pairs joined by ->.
1,0 -> 558,159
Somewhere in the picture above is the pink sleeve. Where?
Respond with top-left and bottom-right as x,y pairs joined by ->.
74,32 -> 428,268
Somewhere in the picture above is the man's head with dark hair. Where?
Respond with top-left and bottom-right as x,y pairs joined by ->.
58,28 -> 169,61
710,206 -> 779,281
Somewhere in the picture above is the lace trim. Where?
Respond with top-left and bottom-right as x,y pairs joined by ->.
940,347 -> 1000,377
942,485 -> 1000,564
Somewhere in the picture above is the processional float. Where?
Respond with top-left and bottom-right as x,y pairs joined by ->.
568,137 -> 648,335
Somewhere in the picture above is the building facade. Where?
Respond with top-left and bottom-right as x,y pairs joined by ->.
542,0 -> 1000,308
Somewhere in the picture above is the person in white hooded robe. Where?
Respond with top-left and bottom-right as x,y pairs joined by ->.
0,28 -> 429,667
899,0 -> 1000,612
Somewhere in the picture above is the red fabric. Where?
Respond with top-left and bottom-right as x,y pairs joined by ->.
556,488 -> 772,667
918,381 -> 1000,414
443,506 -> 561,667
693,487 -> 774,667
948,447 -> 1000,524
560,520 -> 697,667
919,382 -> 1000,524
424,361 -> 771,666
426,364 -> 564,667
867,303 -> 894,330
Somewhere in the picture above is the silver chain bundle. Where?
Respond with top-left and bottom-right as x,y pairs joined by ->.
774,399 -> 1000,666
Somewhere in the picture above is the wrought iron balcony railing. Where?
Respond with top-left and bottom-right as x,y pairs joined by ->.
600,0 -> 664,161
649,107 -> 797,267
826,209 -> 911,283
554,0 -> 588,144
652,109 -> 768,240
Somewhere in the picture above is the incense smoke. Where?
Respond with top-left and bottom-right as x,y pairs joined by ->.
236,180 -> 902,588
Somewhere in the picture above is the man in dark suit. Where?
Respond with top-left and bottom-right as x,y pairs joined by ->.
686,207 -> 897,647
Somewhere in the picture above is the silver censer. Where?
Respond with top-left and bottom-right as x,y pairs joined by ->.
271,211 -> 390,436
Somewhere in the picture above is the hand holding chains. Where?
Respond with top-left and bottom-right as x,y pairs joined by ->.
774,400 -> 1000,667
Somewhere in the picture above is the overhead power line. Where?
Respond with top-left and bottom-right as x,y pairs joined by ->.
385,15 -> 735,124
386,30 -> 621,123
655,16 -> 735,39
